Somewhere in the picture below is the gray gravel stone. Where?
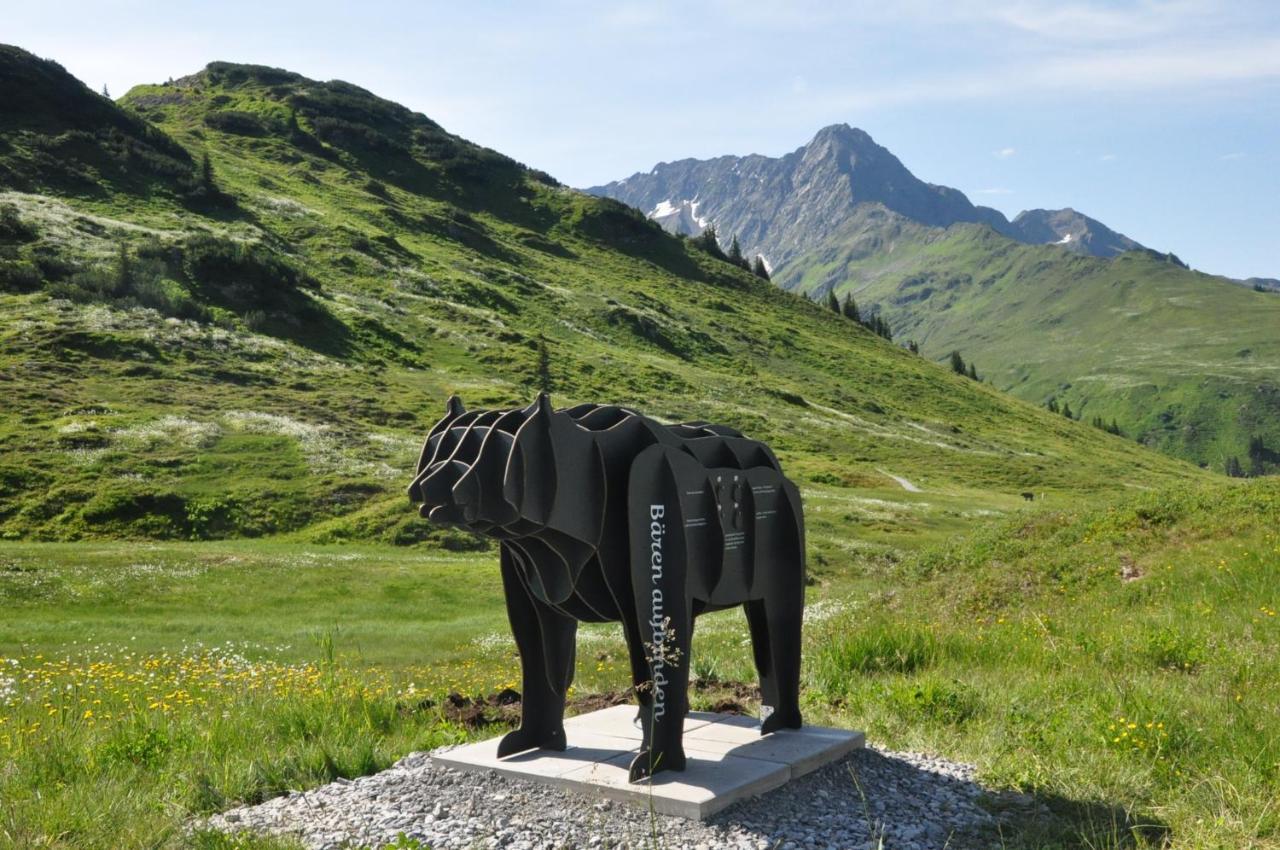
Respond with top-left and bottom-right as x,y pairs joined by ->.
204,743 -> 1001,849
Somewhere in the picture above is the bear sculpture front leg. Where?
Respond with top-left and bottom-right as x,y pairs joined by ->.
627,447 -> 692,782
497,545 -> 575,757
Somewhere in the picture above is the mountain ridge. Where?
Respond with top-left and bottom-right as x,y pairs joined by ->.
587,123 -> 1148,267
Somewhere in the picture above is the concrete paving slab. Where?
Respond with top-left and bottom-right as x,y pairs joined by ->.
431,707 -> 864,820
562,747 -> 791,819
431,729 -> 638,787
561,704 -> 718,740
687,715 -> 866,778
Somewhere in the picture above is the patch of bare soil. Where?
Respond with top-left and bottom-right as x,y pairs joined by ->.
407,680 -> 759,731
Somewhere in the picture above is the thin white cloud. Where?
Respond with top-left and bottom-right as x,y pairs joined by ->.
814,37 -> 1280,112
976,187 -> 1015,195
994,147 -> 1017,158
980,0 -> 1219,42
1099,153 -> 1119,161
1220,151 -> 1247,160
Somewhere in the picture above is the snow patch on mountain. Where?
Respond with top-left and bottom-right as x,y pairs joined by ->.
650,200 -> 677,218
644,198 -> 710,236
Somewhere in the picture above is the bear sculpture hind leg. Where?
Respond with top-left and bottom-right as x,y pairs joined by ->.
747,596 -> 804,735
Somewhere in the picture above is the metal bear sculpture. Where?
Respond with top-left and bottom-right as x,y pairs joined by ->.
408,394 -> 806,782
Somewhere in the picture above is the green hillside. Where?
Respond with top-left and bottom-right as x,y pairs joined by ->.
784,208 -> 1280,472
0,47 -> 1202,549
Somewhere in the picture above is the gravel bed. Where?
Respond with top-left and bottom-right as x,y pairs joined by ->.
206,743 -> 1006,849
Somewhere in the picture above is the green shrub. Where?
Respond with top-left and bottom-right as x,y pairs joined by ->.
812,623 -> 940,694
0,203 -> 37,243
243,308 -> 268,331
203,110 -> 269,137
1143,626 -> 1207,673
886,676 -> 978,725
100,726 -> 173,768
0,258 -> 42,291
183,234 -> 315,312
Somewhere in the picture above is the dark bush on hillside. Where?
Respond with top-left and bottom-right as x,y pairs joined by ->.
0,260 -> 42,291
574,199 -> 665,247
42,246 -> 212,322
182,234 -> 316,312
129,262 -> 209,321
0,204 -> 38,244
204,62 -> 302,88
51,267 -> 123,301
32,234 -> 345,347
310,115 -> 403,153
528,169 -> 560,187
203,110 -> 270,137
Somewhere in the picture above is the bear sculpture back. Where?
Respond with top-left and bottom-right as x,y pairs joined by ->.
409,394 -> 806,781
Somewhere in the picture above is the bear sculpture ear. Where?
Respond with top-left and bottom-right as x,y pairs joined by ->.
446,395 -> 465,417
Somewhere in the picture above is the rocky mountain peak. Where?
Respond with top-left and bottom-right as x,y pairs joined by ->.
586,125 -> 1149,277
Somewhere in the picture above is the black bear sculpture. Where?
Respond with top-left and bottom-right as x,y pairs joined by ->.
408,394 -> 806,781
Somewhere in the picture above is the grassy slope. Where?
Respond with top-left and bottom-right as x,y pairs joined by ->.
3,478 -> 1277,848
781,213 -> 1280,471
0,54 -> 1200,554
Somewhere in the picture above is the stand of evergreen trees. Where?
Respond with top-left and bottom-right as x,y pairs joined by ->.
949,350 -> 980,381
1228,436 -> 1276,477
689,227 -> 771,281
1089,415 -> 1123,436
822,290 -> 892,340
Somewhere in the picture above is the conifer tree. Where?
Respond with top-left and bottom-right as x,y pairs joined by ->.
727,235 -> 749,270
841,295 -> 860,323
1062,402 -> 1073,419
950,350 -> 965,375
1225,455 -> 1244,478
907,340 -> 919,354
101,84 -> 110,98
751,255 -> 771,280
200,153 -> 215,190
534,336 -> 553,393
115,242 -> 131,295
692,226 -> 725,260
966,362 -> 978,381
1046,398 -> 1059,414
826,290 -> 840,314
1247,435 -> 1266,476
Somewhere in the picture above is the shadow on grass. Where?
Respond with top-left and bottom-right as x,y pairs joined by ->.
989,788 -> 1172,850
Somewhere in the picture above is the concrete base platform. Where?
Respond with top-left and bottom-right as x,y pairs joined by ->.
431,705 -> 865,820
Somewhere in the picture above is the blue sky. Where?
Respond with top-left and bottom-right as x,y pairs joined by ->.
8,1 -> 1279,278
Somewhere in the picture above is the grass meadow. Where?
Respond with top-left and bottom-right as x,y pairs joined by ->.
2,480 -> 1277,849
